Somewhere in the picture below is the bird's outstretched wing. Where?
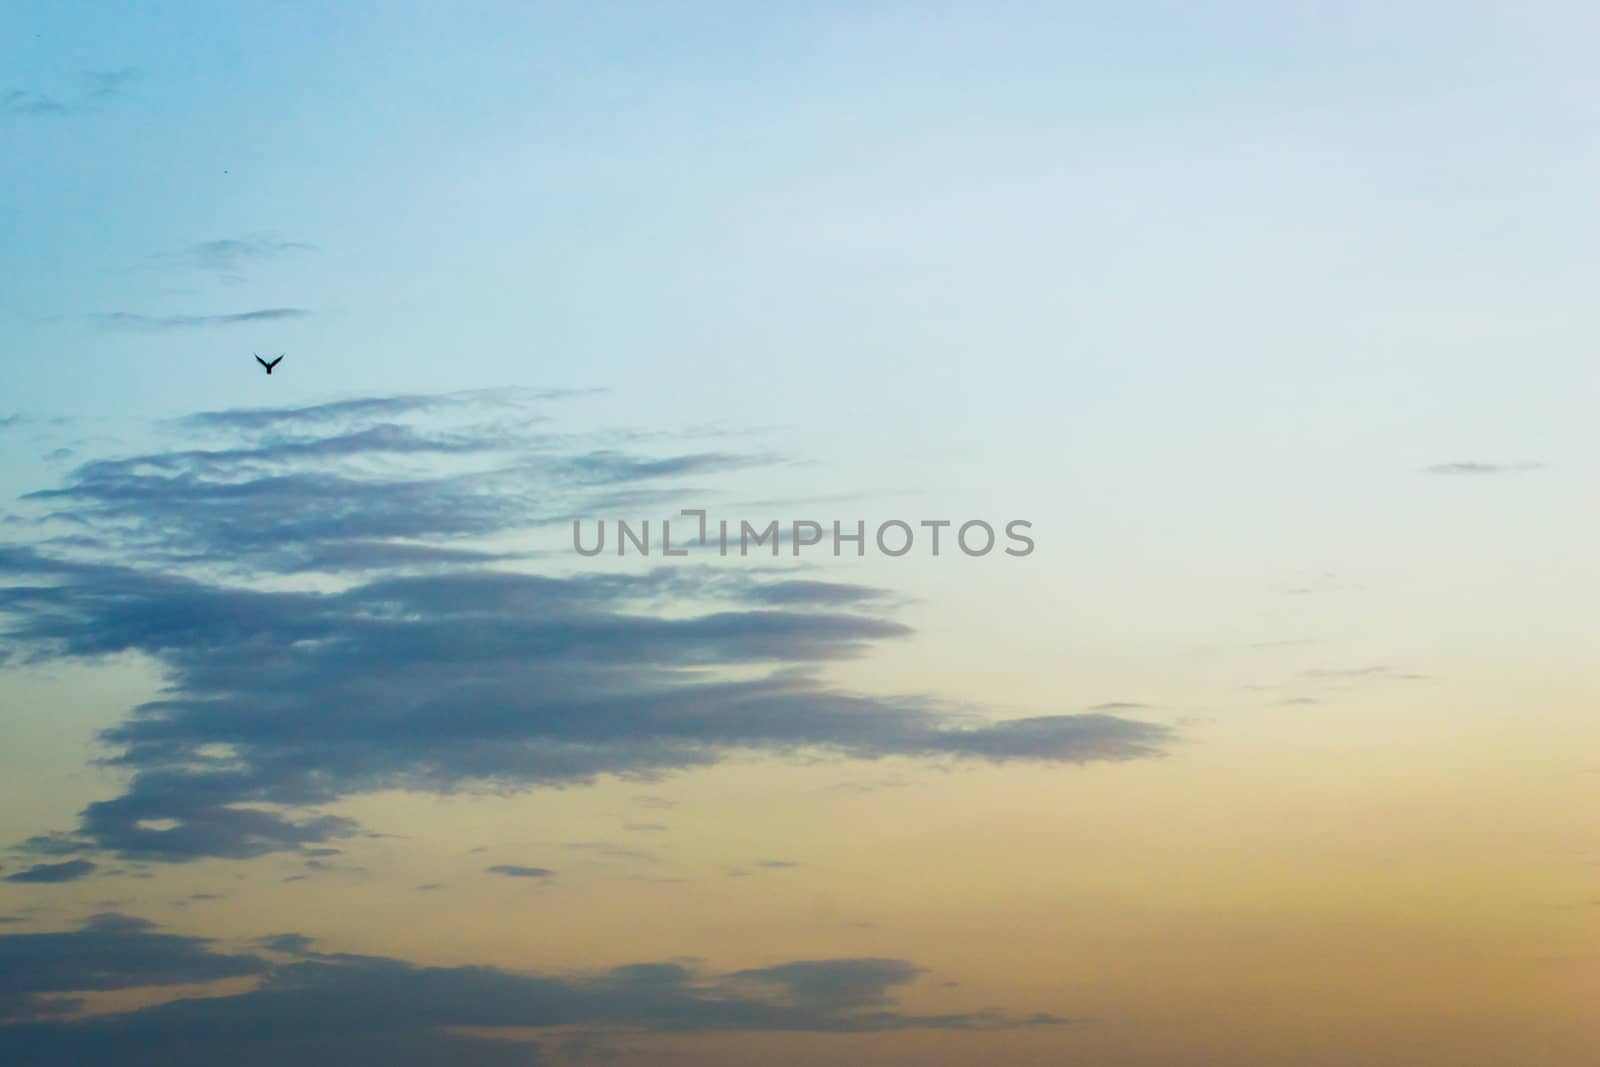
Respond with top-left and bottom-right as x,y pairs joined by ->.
267,354 -> 283,369
255,353 -> 270,369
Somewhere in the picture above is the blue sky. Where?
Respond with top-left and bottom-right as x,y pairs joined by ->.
2,4 -> 1598,1065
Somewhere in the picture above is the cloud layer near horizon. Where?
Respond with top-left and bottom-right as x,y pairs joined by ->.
0,914 -> 1062,1065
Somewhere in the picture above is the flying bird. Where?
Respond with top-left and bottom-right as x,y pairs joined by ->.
255,353 -> 283,375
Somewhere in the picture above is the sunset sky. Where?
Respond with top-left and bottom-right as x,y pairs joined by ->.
2,4 -> 1597,1064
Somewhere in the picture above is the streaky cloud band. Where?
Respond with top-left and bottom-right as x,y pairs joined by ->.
0,389 -> 1169,864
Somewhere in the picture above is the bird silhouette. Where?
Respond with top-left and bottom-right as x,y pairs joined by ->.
255,353 -> 284,375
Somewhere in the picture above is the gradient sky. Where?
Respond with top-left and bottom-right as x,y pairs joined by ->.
2,3 -> 1597,1065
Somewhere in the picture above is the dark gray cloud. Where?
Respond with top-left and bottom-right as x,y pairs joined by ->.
721,958 -> 917,1012
87,308 -> 311,331
742,580 -> 893,608
757,860 -> 798,869
278,540 -> 534,573
256,933 -> 315,955
0,918 -> 1059,1066
0,913 -> 265,1022
487,866 -> 555,879
1423,461 -> 1541,475
5,860 -> 97,884
0,391 -> 1170,863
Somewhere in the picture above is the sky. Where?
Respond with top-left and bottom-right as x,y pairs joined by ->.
1,3 -> 1597,1064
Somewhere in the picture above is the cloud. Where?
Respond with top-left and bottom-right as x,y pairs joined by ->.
487,866 -> 556,880
0,913 -> 265,1022
720,958 -> 919,1012
1300,666 -> 1427,682
12,831 -> 83,857
2,90 -> 68,116
5,860 -> 97,885
0,391 -> 1171,863
174,388 -> 597,433
0,918 -> 1061,1066
757,860 -> 798,869
1423,461 -> 1542,476
18,403 -> 758,576
563,843 -> 657,862
742,580 -> 893,608
86,308 -> 311,331
256,933 -> 315,955
159,237 -> 318,274
3,70 -> 136,118
83,69 -> 139,101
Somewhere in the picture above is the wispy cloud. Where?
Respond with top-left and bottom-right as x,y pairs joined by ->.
3,69 -> 138,118
486,865 -> 555,879
155,237 -> 318,275
2,90 -> 68,117
564,843 -> 657,864
1423,461 -> 1542,476
12,832 -> 83,857
4,860 -> 97,885
86,308 -> 312,331
1300,666 -> 1427,681
176,388 -> 600,433
83,69 -> 138,102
